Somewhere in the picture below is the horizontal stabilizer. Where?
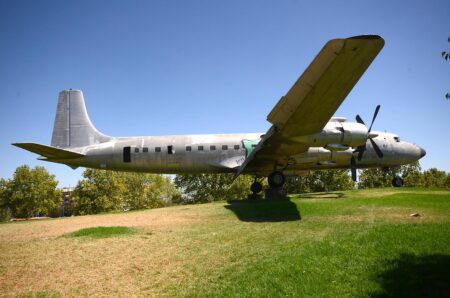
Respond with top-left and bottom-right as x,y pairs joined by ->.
12,143 -> 85,160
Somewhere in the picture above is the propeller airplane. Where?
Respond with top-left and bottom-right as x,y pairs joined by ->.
14,35 -> 426,195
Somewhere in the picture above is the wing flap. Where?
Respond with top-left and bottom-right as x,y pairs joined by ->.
13,143 -> 85,160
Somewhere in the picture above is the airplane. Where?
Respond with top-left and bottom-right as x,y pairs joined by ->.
13,35 -> 426,195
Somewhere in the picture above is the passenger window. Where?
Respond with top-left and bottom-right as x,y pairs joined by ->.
186,146 -> 191,151
198,145 -> 204,151
210,145 -> 216,151
234,145 -> 240,150
168,145 -> 174,154
155,147 -> 161,153
143,147 -> 148,153
135,148 -> 139,153
222,145 -> 228,150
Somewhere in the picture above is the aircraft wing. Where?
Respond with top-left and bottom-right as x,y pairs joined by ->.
235,35 -> 385,177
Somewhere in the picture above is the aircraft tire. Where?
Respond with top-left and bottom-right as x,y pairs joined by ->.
250,182 -> 263,194
392,176 -> 404,187
268,171 -> 286,188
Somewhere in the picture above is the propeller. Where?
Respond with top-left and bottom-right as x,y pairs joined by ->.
353,105 -> 384,161
350,156 -> 357,182
350,105 -> 383,182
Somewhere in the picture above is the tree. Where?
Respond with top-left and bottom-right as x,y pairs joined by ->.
0,178 -> 12,221
445,173 -> 450,189
71,169 -> 126,215
285,170 -> 354,194
401,161 -> 423,187
310,170 -> 354,192
173,174 -> 253,203
71,169 -> 179,215
0,165 -> 61,218
121,172 -> 179,210
422,168 -> 447,188
358,168 -> 391,189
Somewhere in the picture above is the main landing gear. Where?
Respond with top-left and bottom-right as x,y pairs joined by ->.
250,171 -> 287,199
250,180 -> 263,194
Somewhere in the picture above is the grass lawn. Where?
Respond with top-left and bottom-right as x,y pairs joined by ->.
0,188 -> 449,297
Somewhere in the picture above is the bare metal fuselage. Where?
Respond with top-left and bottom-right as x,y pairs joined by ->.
57,130 -> 424,176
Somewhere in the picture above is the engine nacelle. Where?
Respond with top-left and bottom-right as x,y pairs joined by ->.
291,121 -> 368,148
293,147 -> 353,165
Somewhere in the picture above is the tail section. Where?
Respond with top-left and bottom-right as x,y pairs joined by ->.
51,89 -> 112,148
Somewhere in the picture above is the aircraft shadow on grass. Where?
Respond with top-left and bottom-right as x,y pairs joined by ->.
224,198 -> 301,222
372,253 -> 450,297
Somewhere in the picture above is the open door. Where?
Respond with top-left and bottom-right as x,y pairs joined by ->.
123,146 -> 131,163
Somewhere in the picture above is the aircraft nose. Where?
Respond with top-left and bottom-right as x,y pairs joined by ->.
419,146 -> 426,158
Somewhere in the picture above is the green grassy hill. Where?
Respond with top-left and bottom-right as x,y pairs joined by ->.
1,188 -> 449,297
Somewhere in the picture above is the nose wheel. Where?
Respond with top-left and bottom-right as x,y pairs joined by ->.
392,176 -> 404,187
268,171 -> 286,188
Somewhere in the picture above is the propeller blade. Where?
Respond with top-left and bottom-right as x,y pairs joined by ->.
368,105 -> 380,132
350,156 -> 357,182
356,115 -> 365,125
357,148 -> 364,161
369,137 -> 384,158
355,144 -> 366,161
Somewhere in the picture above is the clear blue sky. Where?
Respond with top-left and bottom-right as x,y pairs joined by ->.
1,0 -> 449,187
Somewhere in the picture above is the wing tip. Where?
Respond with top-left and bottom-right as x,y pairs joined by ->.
348,35 -> 385,47
348,34 -> 383,40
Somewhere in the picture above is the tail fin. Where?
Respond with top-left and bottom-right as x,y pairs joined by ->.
51,89 -> 112,148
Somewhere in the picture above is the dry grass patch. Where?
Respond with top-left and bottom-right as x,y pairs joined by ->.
0,205 -> 207,242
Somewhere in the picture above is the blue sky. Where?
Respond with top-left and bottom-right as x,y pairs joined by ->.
1,0 -> 449,187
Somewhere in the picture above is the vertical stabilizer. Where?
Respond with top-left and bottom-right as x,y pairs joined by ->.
51,90 -> 112,148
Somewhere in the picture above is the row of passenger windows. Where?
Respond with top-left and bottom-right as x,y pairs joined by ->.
133,144 -> 240,153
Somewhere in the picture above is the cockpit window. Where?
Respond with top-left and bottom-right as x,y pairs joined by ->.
394,136 -> 400,142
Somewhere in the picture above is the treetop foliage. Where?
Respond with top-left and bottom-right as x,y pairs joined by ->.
0,165 -> 61,219
71,169 -> 179,215
173,174 -> 254,203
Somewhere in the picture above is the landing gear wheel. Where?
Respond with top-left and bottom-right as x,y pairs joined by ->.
250,181 -> 263,194
392,176 -> 404,187
268,171 -> 286,188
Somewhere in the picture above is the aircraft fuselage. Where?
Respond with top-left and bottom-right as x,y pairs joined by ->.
56,129 -> 424,176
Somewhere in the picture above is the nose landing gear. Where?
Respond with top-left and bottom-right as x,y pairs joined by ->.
268,171 -> 286,188
392,176 -> 404,187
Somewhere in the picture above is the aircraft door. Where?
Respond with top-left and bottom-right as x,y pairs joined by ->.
123,146 -> 131,163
